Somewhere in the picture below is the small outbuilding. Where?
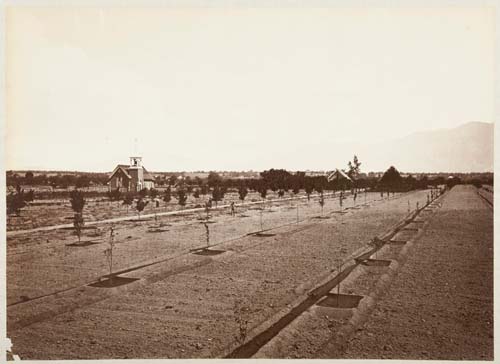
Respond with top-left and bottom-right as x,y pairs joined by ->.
108,157 -> 155,192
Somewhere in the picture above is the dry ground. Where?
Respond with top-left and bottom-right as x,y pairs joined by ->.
317,184 -> 493,360
8,189 -> 430,359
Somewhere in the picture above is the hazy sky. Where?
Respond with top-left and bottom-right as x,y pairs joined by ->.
6,5 -> 495,172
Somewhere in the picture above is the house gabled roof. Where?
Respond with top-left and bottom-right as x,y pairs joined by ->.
108,163 -> 155,182
327,169 -> 352,182
108,165 -> 132,182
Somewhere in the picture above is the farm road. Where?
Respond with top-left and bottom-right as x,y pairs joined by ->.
8,189 -> 432,359
319,185 -> 493,360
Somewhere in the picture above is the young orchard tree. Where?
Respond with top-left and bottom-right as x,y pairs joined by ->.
204,221 -> 210,248
238,185 -> 248,202
177,188 -> 188,207
6,187 -> 27,216
73,212 -> 85,243
278,189 -> 285,198
136,198 -> 149,220
205,199 -> 212,220
70,189 -> 86,214
212,185 -> 223,207
257,185 -> 268,231
163,186 -> 172,204
319,192 -> 325,216
103,226 -> 116,283
220,185 -> 227,200
70,189 -> 86,242
193,189 -> 200,199
258,185 -> 268,200
122,193 -> 133,213
304,183 -> 314,202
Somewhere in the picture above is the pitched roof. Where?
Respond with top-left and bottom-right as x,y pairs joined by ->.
108,163 -> 155,182
108,165 -> 132,182
327,169 -> 352,182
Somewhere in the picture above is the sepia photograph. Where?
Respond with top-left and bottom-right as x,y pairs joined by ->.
2,0 -> 496,361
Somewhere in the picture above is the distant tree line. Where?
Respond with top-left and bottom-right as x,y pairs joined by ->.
6,157 -> 493,214
6,171 -> 109,189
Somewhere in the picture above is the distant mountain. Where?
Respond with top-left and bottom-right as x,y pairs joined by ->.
361,122 -> 494,173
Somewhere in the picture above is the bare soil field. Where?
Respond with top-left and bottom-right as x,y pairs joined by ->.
8,189 -> 432,359
315,184 -> 492,360
7,191 -> 381,305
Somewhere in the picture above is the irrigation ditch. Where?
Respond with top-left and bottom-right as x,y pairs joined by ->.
223,189 -> 446,358
477,188 -> 493,209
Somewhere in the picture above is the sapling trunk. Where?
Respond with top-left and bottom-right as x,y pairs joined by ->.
337,261 -> 343,307
204,222 -> 210,248
104,227 -> 115,284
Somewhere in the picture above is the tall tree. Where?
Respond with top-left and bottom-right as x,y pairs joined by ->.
379,166 -> 403,192
347,155 -> 362,192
